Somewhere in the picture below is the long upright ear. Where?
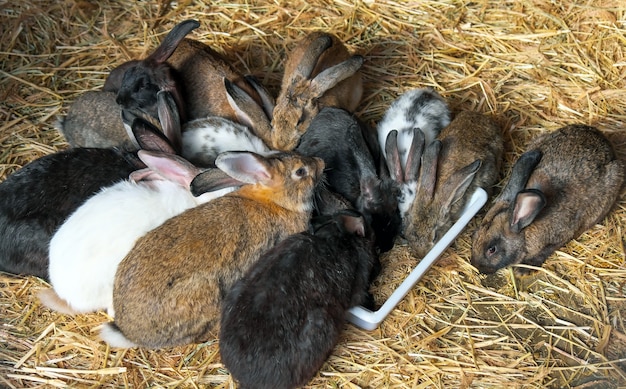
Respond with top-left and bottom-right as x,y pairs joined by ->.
510,188 -> 546,233
190,169 -> 244,196
244,75 -> 275,121
224,78 -> 272,142
215,152 -> 272,184
135,150 -> 200,187
417,139 -> 442,200
439,159 -> 481,212
500,149 -> 543,202
129,116 -> 177,154
293,34 -> 333,80
145,19 -> 199,64
384,130 -> 403,182
404,128 -> 425,183
309,55 -> 364,98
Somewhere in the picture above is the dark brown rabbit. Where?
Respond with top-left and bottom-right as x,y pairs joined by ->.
100,151 -> 325,349
266,31 -> 364,151
471,124 -> 624,274
403,111 -> 504,257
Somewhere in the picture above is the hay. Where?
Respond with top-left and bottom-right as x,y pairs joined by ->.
1,0 -> 625,387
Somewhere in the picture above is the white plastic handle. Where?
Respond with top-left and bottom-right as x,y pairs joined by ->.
346,187 -> 488,330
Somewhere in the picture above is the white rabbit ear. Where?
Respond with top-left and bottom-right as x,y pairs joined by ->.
215,152 -> 272,184
129,168 -> 165,182
510,189 -> 546,233
137,150 -> 201,188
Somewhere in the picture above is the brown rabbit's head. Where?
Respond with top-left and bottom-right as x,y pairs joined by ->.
270,32 -> 364,151
215,151 -> 325,213
470,150 -> 543,274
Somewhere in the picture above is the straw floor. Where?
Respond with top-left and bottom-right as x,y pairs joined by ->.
1,0 -> 625,388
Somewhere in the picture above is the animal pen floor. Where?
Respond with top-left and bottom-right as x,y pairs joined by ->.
0,1 -> 625,388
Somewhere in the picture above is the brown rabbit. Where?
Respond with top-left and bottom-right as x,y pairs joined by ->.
403,111 -> 504,258
99,151 -> 325,349
471,124 -> 624,274
266,31 -> 364,151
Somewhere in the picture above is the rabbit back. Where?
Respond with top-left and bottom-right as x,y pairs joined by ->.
220,211 -> 377,389
471,124 -> 624,273
0,148 -> 142,280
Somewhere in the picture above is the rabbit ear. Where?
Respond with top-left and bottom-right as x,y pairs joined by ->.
103,60 -> 140,92
338,211 -> 366,237
128,115 -> 177,154
293,34 -> 333,80
417,139 -> 442,200
224,78 -> 272,142
510,188 -> 546,233
244,75 -> 275,120
145,19 -> 199,64
129,168 -> 163,182
500,149 -> 543,202
215,152 -> 272,185
156,91 -> 182,153
309,55 -> 364,98
190,169 -> 244,196
135,150 -> 200,187
404,128 -> 425,183
439,159 -> 481,213
384,130 -> 403,182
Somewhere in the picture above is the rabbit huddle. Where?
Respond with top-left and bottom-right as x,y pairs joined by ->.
1,17 -> 624,389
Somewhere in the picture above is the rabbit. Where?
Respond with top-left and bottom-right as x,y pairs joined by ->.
295,106 -> 400,252
38,119 -> 241,317
0,148 -> 144,281
99,151 -> 325,349
376,88 -> 451,172
471,124 -> 624,274
58,89 -> 181,151
404,111 -> 504,258
219,209 -> 378,389
180,78 -> 272,168
267,31 -> 364,151
0,91 -> 183,281
109,19 -> 274,134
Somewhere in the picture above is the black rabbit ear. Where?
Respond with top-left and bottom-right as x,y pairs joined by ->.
309,55 -> 363,98
510,189 -> 546,233
500,149 -> 543,202
156,91 -> 182,153
145,19 -> 199,64
130,117 -> 177,154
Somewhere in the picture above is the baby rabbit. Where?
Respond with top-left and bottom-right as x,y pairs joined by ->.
296,106 -> 400,252
99,151 -> 325,348
268,31 -> 364,151
39,118 -> 240,317
404,111 -> 504,258
377,88 -> 451,168
219,209 -> 378,389
471,124 -> 624,274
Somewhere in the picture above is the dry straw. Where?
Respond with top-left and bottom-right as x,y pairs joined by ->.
1,0 -> 625,388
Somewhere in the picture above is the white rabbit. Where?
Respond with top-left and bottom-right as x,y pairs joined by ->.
39,146 -> 240,317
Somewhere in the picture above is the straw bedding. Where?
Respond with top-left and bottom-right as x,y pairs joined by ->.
1,0 -> 625,388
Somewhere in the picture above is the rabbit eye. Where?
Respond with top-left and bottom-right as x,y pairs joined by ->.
487,246 -> 497,256
294,167 -> 308,177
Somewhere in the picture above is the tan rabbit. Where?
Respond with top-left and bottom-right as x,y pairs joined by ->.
403,111 -> 504,258
471,124 -> 624,274
266,31 -> 364,151
100,151 -> 325,349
